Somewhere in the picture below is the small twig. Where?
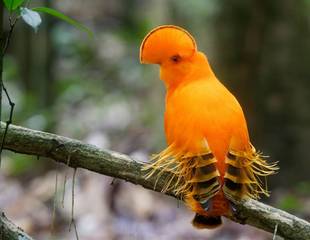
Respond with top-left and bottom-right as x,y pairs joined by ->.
0,16 -> 17,167
66,153 -> 71,166
110,177 -> 116,185
1,16 -> 18,58
70,219 -> 79,240
0,83 -> 15,150
51,172 -> 58,235
69,168 -> 76,230
69,168 -> 79,240
61,174 -> 67,208
61,152 -> 72,208
273,223 -> 278,240
1,16 -> 18,57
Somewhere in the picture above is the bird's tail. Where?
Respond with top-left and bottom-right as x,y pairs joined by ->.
143,145 -> 226,229
192,214 -> 222,229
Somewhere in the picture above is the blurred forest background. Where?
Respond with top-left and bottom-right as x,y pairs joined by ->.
1,0 -> 310,239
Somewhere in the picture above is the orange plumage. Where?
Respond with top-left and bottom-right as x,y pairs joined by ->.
140,25 -> 277,228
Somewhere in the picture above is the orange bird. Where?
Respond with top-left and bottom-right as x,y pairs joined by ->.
140,25 -> 277,228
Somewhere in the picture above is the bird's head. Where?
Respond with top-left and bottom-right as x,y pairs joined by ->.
140,25 -> 212,88
140,25 -> 197,65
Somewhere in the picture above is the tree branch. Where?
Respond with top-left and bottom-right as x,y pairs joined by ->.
0,212 -> 34,240
1,122 -> 310,239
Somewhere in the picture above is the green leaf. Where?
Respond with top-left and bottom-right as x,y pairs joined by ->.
20,7 -> 42,32
3,0 -> 24,11
32,7 -> 93,38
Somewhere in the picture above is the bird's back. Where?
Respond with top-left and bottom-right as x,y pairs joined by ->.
165,76 -> 250,159
164,76 -> 249,218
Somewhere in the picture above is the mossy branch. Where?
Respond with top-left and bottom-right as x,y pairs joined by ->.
1,122 -> 310,240
0,212 -> 34,240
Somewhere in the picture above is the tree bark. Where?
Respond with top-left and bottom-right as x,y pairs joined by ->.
0,213 -> 34,240
1,122 -> 310,240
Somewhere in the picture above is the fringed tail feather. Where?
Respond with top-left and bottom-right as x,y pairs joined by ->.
223,144 -> 278,200
143,143 -> 278,229
144,144 -> 277,201
143,145 -> 198,197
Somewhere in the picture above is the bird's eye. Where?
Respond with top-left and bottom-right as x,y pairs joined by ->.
170,54 -> 181,63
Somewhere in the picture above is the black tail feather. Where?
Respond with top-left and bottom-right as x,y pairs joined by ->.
192,214 -> 222,229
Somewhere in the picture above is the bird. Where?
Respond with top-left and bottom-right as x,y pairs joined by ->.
139,25 -> 278,229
